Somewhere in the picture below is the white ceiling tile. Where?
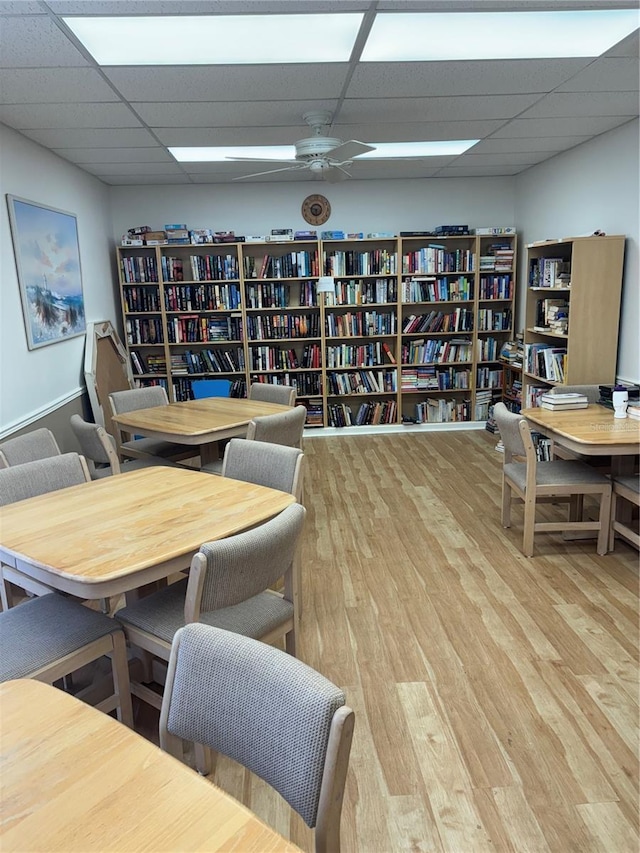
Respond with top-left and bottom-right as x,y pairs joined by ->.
331,119 -> 506,142
434,164 -> 527,177
462,151 -> 553,166
81,161 -> 187,176
0,2 -> 46,13
338,94 -> 541,124
0,16 -> 89,67
491,115 -> 634,138
99,174 -> 194,185
470,136 -> 590,154
20,127 -> 159,147
347,58 -> 592,98
519,91 -> 639,120
103,65 -> 349,102
0,102 -> 143,128
47,0 -> 369,13
131,100 -> 339,128
557,57 -> 640,92
603,28 -> 639,58
53,146 -> 173,164
0,68 -> 119,104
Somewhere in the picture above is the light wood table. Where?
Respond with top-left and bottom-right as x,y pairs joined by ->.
111,397 -> 292,465
0,467 -> 294,601
0,679 -> 300,853
522,405 -> 640,473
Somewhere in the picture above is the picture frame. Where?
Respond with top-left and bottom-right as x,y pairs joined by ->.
6,194 -> 86,350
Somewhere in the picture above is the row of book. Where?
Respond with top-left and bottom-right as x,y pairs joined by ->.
326,370 -> 397,396
325,278 -> 398,305
130,351 -> 165,375
525,343 -> 567,382
245,313 -> 320,341
533,297 -> 569,334
415,398 -> 472,423
250,373 -> 322,397
244,282 -> 315,309
401,275 -> 472,303
529,257 -> 571,288
171,378 -> 246,402
164,284 -> 242,312
248,346 -> 307,372
325,341 -> 395,369
166,315 -> 243,344
323,249 -> 398,277
171,347 -> 245,375
401,366 -> 471,391
477,337 -> 501,361
402,247 -> 475,275
326,401 -> 397,427
185,254 -> 240,282
244,251 -> 319,280
479,244 -> 514,273
401,338 -> 473,365
479,275 -> 513,300
120,255 -> 159,284
122,285 -> 161,312
477,308 -> 512,331
477,367 -> 503,389
325,311 -> 397,338
126,317 -> 163,345
402,308 -> 473,334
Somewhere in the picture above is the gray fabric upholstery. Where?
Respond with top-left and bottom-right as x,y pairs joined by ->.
549,384 -> 600,403
0,428 -> 61,467
108,387 -> 192,459
249,382 -> 296,406
116,503 -> 305,637
0,453 -> 88,506
0,593 -> 121,680
164,623 -> 345,828
504,459 -> 610,491
116,578 -> 293,642
221,439 -> 302,495
613,475 -> 640,495
70,414 -> 114,465
247,405 -> 307,448
493,402 -> 527,458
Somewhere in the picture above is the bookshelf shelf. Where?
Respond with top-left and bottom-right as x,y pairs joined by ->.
116,230 -> 519,429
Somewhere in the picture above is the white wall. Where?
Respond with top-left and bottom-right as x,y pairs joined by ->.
109,177 -> 516,243
515,119 -> 639,383
0,123 -> 119,434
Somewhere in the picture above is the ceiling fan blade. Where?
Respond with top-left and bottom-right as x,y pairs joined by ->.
226,156 -> 298,165
326,140 -> 375,161
324,165 -> 351,183
232,164 -> 307,181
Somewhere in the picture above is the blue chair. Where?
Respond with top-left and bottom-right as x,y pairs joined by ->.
191,379 -> 231,399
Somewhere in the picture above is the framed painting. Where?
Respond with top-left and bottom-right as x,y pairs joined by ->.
6,195 -> 86,350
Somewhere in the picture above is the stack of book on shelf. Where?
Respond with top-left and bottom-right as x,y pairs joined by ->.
539,392 -> 589,410
598,384 -> 640,409
627,402 -> 640,420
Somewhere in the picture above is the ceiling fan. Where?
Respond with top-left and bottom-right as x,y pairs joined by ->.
230,111 -> 375,182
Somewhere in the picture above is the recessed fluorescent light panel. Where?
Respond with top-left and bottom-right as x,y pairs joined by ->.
361,10 -> 640,61
63,14 -> 363,65
169,141 -> 479,163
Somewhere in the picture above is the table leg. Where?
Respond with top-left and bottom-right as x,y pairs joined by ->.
199,442 -> 220,467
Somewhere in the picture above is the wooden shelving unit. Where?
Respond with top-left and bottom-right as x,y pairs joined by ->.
522,235 -> 625,407
116,231 -> 518,429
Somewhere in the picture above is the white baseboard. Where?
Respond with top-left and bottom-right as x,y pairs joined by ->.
304,421 -> 487,438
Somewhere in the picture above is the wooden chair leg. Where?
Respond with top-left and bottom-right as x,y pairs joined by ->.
285,626 -> 296,657
568,495 -> 582,522
522,495 -> 536,557
609,490 -> 619,551
501,478 -> 512,527
596,487 -> 612,556
195,743 -> 213,776
111,631 -> 134,728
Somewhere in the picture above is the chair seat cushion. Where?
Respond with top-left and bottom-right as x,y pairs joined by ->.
116,579 -> 293,643
505,459 -> 611,492
0,594 -> 120,681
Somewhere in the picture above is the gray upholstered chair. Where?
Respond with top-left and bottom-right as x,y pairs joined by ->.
609,475 -> 639,551
0,452 -> 91,608
70,414 -> 175,479
493,402 -> 612,557
108,386 -> 193,462
0,592 -> 133,728
249,381 -> 296,406
0,427 -> 61,468
220,438 -> 303,502
247,404 -> 307,448
115,503 -> 306,711
159,623 -> 354,853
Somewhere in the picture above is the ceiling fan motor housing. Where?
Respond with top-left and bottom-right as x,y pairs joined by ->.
295,137 -> 343,160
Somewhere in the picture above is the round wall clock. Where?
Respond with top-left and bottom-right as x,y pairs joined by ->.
301,194 -> 331,226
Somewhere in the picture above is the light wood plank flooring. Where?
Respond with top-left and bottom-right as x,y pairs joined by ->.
138,430 -> 639,852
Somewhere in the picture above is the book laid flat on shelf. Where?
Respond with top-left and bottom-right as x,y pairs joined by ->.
627,403 -> 640,420
539,392 -> 588,410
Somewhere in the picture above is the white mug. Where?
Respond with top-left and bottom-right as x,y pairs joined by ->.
612,389 -> 628,418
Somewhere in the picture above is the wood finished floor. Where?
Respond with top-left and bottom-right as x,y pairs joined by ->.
136,430 -> 639,853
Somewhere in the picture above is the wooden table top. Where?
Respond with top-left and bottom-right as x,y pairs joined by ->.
0,467 -> 294,599
111,397 -> 291,440
522,405 -> 640,452
0,679 -> 300,853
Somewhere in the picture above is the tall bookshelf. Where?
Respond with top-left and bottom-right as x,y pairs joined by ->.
522,235 -> 625,408
116,230 -> 518,429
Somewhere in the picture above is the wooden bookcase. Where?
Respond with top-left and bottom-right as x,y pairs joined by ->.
522,235 -> 625,407
116,231 -> 518,429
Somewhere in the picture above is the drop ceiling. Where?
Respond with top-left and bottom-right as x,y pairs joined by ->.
0,0 -> 638,186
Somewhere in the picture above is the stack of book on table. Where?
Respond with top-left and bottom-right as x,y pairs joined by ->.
627,402 -> 640,420
539,392 -> 589,410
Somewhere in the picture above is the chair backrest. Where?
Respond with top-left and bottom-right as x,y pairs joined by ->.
249,382 -> 296,406
0,452 -> 91,506
246,405 -> 307,448
549,384 -> 600,403
70,414 -> 121,475
0,428 -> 61,469
108,385 -> 169,415
159,622 -> 354,852
493,402 -> 536,467
185,502 -> 305,621
221,438 -> 303,499
191,379 -> 231,399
